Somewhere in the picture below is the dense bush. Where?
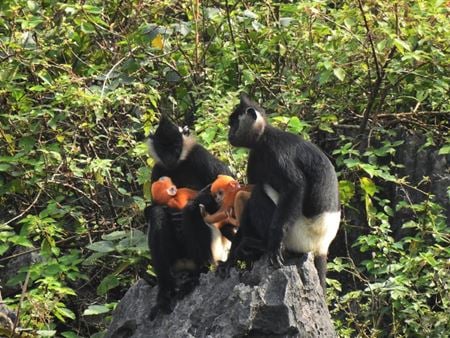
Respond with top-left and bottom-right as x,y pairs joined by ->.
0,0 -> 448,336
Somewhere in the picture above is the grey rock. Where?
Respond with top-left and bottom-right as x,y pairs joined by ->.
106,254 -> 336,338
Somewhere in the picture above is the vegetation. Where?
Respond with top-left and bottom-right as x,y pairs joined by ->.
0,0 -> 448,337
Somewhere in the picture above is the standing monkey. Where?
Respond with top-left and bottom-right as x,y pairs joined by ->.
219,93 -> 340,293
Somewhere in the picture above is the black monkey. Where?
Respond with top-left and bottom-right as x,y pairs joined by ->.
145,116 -> 232,319
219,93 -> 340,293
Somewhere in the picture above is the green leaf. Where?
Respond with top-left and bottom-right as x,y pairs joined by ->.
360,177 -> 377,197
97,274 -> 120,296
339,180 -> 355,205
333,68 -> 346,81
36,330 -> 57,337
438,145 -> 450,155
0,163 -> 11,172
86,241 -> 115,253
102,231 -> 128,241
393,38 -> 411,54
83,304 -> 111,316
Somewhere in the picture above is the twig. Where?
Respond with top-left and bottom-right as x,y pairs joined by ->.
4,190 -> 42,226
377,111 -> 450,118
12,270 -> 30,334
100,47 -> 138,98
357,0 -> 380,79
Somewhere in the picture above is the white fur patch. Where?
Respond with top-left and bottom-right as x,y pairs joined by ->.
147,138 -> 161,163
263,184 -> 279,205
283,211 -> 340,255
179,135 -> 196,161
254,110 -> 266,137
207,223 -> 231,263
147,135 -> 196,164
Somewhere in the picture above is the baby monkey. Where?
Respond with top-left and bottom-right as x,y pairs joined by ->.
151,176 -> 198,210
201,175 -> 252,228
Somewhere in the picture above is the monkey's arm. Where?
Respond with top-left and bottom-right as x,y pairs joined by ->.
167,188 -> 198,210
203,210 -> 229,224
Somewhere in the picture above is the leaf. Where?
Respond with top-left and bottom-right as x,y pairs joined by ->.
243,9 -> 258,19
36,330 -> 57,337
339,180 -> 355,204
360,177 -> 377,197
97,275 -> 120,296
86,240 -> 115,253
438,145 -> 450,155
333,67 -> 346,81
0,163 -> 11,172
102,230 -> 127,241
83,304 -> 111,316
393,38 -> 411,54
55,307 -> 76,321
151,34 -> 164,49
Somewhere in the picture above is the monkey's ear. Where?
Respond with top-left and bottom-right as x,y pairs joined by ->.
245,107 -> 258,120
228,180 -> 240,189
181,125 -> 190,136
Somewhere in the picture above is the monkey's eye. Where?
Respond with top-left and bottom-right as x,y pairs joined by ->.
215,190 -> 224,203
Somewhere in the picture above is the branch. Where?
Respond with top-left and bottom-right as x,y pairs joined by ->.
357,0 -> 381,79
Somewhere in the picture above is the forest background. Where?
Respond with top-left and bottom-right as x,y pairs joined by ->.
0,0 -> 449,337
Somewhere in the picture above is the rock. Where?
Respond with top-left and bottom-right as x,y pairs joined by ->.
0,247 -> 41,297
106,254 -> 336,338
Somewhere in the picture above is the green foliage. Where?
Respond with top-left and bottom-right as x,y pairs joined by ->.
0,0 -> 448,336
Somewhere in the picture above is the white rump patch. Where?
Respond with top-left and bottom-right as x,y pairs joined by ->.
283,211 -> 340,255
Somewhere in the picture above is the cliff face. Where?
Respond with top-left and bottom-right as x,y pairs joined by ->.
106,254 -> 336,338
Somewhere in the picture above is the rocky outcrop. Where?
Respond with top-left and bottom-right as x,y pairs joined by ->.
106,254 -> 336,338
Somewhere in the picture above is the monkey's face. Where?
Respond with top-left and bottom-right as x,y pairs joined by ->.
148,117 -> 185,169
228,93 -> 266,148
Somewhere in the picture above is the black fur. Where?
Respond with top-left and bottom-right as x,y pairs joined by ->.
182,185 -> 220,268
146,116 -> 232,319
150,116 -> 232,189
220,93 -> 340,292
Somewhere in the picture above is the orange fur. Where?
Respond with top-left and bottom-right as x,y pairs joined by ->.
151,176 -> 198,210
204,175 -> 253,228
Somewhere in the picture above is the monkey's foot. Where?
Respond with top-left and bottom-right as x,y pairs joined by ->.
268,247 -> 285,269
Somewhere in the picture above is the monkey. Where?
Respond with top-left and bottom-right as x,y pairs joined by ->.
202,175 -> 253,228
218,93 -> 340,293
145,116 -> 232,319
151,176 -> 198,210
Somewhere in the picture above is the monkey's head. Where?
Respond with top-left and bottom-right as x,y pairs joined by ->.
228,92 -> 267,148
151,176 -> 177,204
148,116 -> 195,169
211,175 -> 240,206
